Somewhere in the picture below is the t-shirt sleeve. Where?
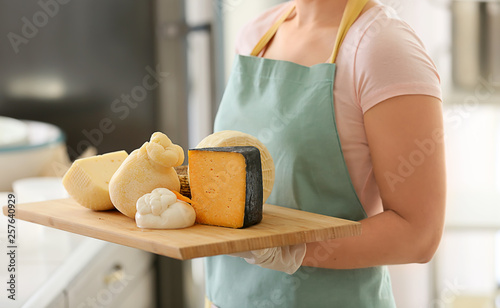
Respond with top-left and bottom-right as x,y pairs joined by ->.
353,18 -> 442,114
234,21 -> 253,55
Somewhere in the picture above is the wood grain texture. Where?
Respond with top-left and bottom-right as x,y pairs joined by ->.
2,198 -> 361,260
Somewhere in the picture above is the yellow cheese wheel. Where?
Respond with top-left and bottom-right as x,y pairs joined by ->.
196,130 -> 275,203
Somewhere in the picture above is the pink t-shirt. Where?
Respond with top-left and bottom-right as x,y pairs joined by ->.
234,2 -> 442,216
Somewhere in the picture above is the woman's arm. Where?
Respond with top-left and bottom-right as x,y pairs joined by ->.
302,94 -> 446,269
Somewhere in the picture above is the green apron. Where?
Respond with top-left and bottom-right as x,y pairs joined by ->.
206,1 -> 396,307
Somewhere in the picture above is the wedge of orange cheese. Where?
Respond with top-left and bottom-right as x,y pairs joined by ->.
62,151 -> 128,211
196,130 -> 274,203
188,146 -> 263,228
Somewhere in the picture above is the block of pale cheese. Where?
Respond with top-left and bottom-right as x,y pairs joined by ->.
135,188 -> 196,229
62,151 -> 128,211
109,132 -> 184,218
196,130 -> 274,203
188,146 -> 263,228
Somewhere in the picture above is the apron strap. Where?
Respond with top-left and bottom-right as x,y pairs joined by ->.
329,0 -> 370,63
250,3 -> 296,57
250,0 -> 370,63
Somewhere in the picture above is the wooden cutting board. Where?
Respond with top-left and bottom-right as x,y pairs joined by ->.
2,198 -> 361,260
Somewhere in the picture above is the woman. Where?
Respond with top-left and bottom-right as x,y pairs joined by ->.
206,0 -> 446,307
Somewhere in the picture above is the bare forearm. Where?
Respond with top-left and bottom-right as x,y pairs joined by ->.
302,209 -> 443,269
303,96 -> 447,270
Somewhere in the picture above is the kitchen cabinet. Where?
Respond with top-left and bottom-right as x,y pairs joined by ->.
0,187 -> 155,308
64,242 -> 155,308
23,239 -> 155,308
47,293 -> 66,308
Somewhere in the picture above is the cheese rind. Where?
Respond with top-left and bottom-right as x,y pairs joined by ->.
196,130 -> 274,203
62,151 -> 128,211
188,146 -> 263,228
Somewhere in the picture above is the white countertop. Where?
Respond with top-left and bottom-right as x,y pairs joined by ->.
0,202 -> 92,307
0,183 -> 106,308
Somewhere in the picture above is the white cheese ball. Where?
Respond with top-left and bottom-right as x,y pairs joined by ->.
135,188 -> 196,229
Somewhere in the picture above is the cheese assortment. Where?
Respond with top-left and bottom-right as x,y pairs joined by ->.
188,146 -> 263,228
196,130 -> 274,203
62,151 -> 128,211
61,130 -> 274,230
109,132 -> 184,218
135,188 -> 196,229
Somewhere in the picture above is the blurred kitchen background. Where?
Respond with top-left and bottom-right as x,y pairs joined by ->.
0,0 -> 499,307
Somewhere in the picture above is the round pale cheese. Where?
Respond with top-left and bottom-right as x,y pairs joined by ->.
196,130 -> 275,203
109,132 -> 184,218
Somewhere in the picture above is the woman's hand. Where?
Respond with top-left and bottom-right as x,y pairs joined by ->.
302,94 -> 446,269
